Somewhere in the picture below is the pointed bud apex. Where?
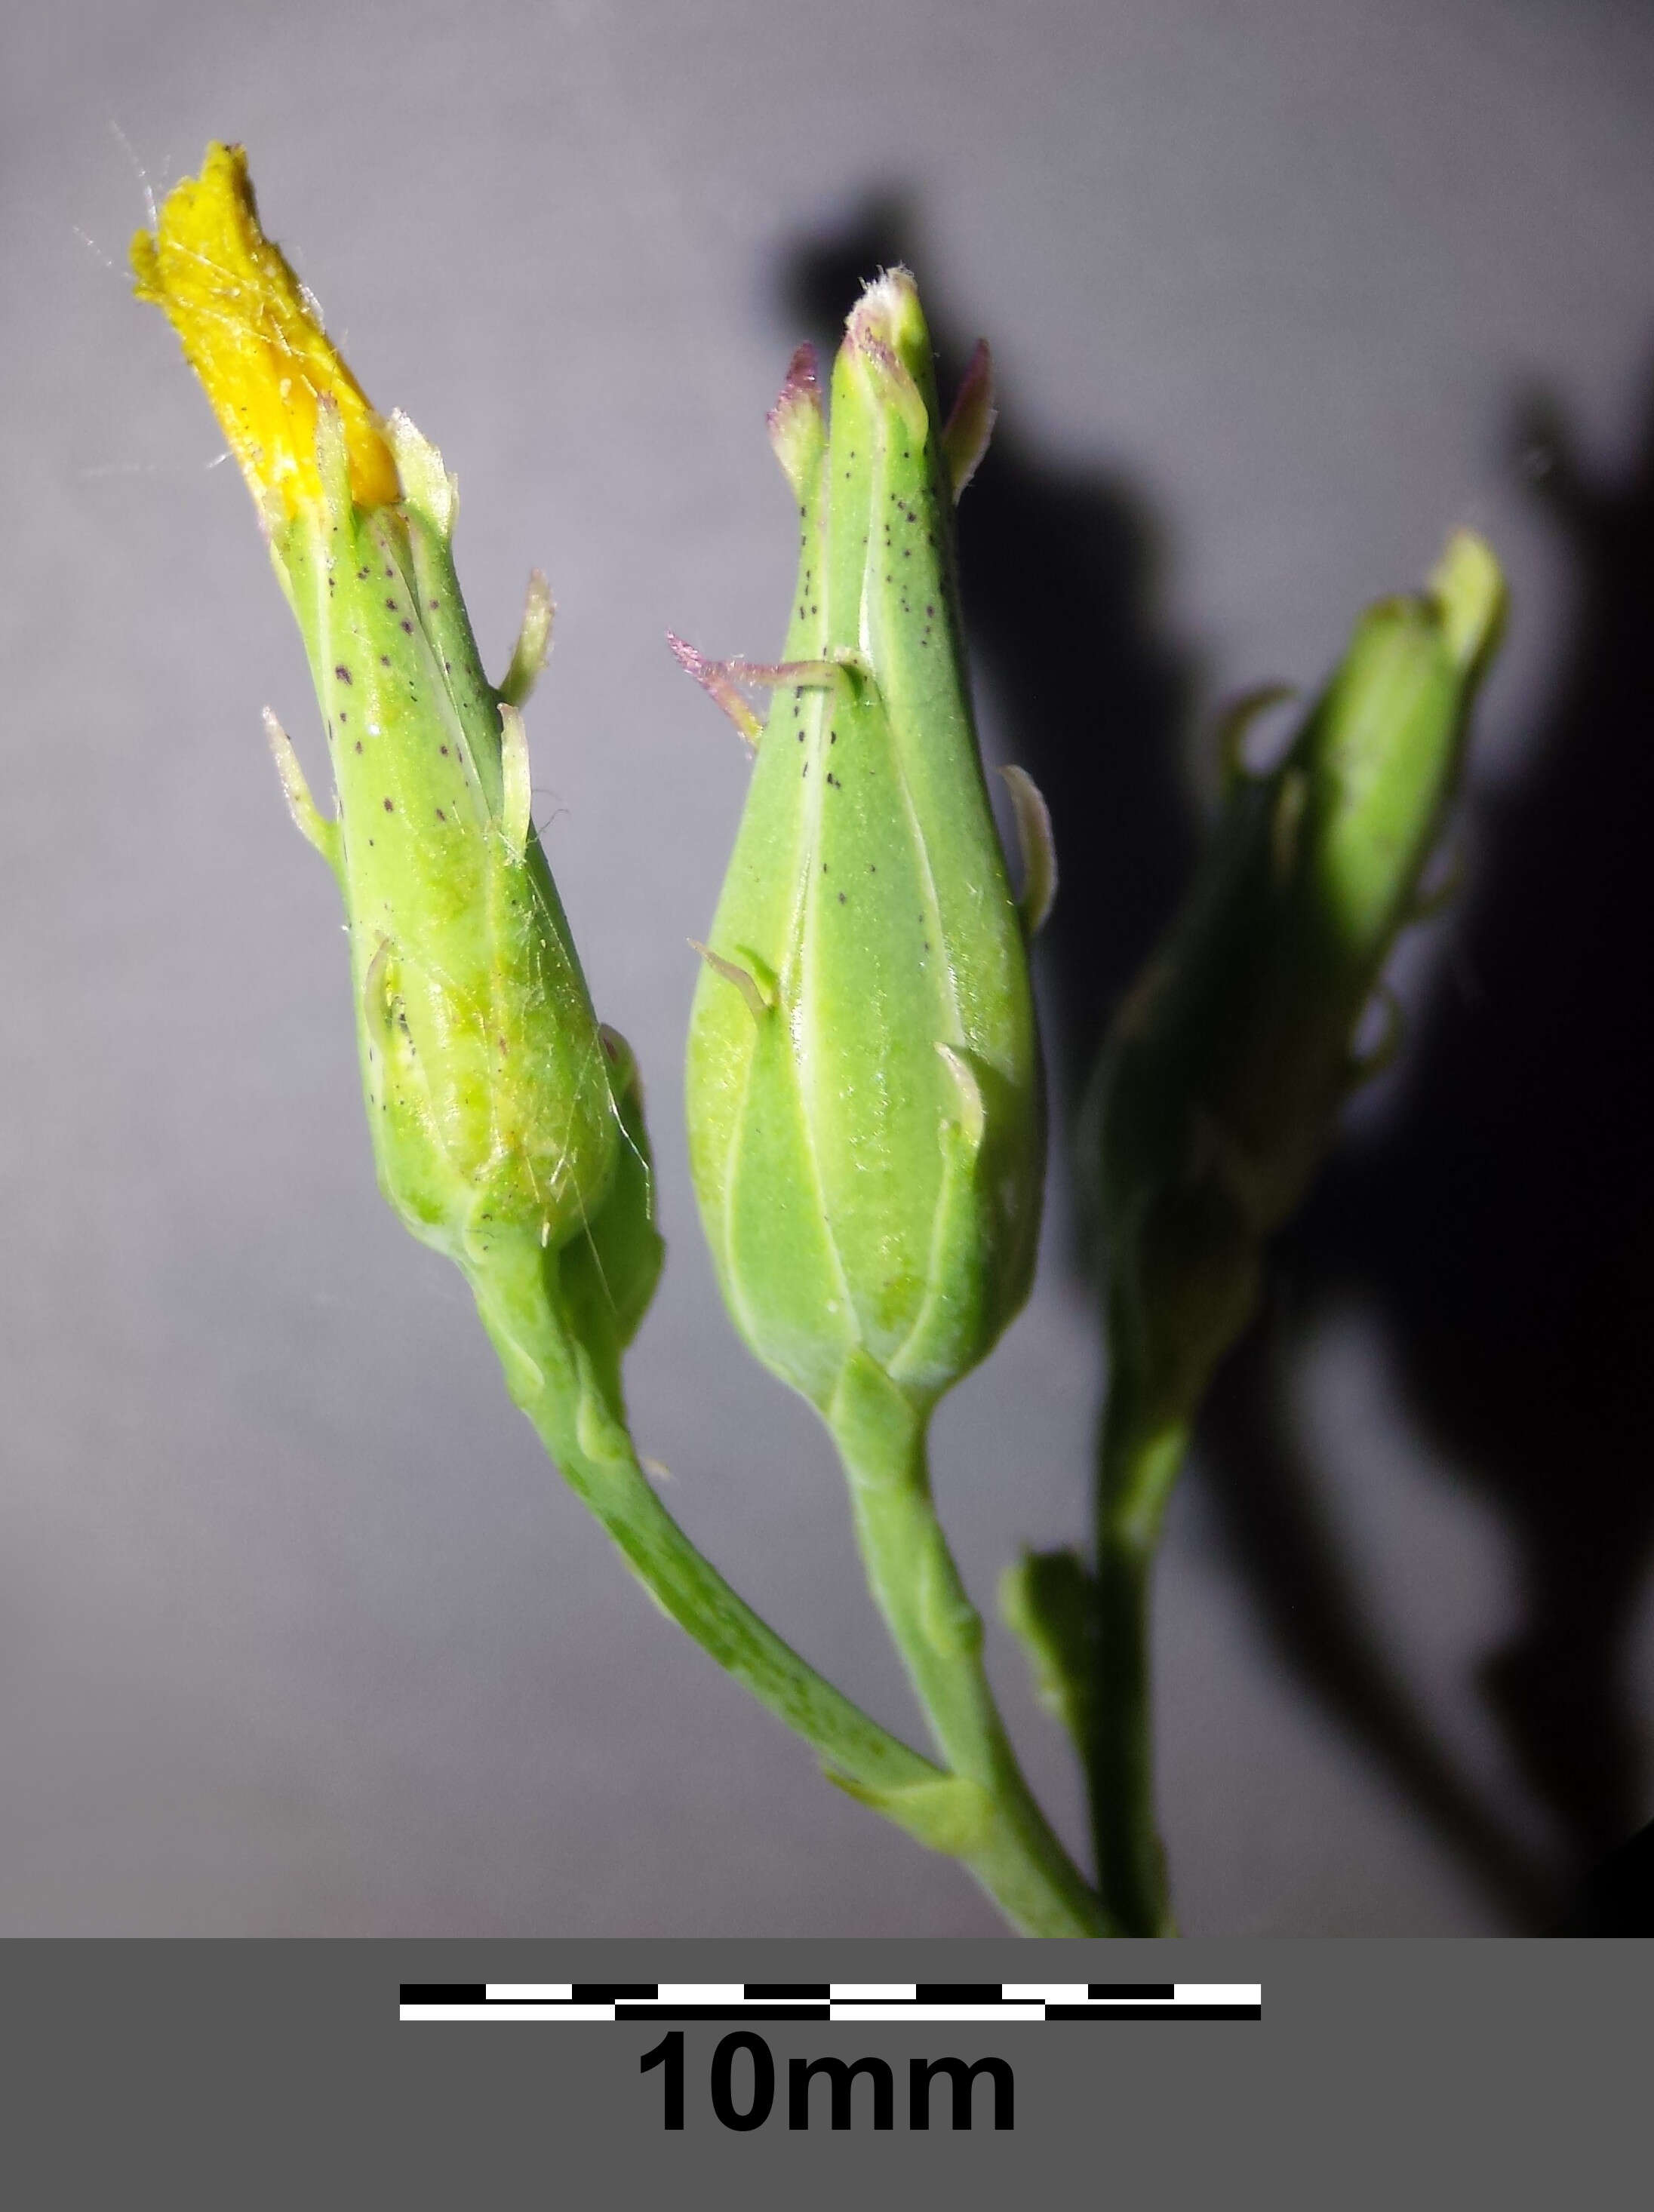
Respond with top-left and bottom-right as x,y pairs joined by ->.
844,269 -> 931,444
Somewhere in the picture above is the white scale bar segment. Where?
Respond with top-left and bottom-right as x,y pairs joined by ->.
829,1984 -> 916,2002
484,1984 -> 573,2002
830,2005 -> 1047,2024
402,2005 -> 613,2023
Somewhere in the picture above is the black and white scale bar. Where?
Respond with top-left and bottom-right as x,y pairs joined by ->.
399,1981 -> 1260,2024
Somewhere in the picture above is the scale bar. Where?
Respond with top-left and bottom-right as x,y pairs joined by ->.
401,1980 -> 1260,2026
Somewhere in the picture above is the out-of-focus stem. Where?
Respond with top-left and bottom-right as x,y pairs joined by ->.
1091,1357 -> 1189,1938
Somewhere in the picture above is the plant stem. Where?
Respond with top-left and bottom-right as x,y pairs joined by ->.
469,1238 -> 941,1810
829,1363 -> 1110,1936
1091,1366 -> 1189,1937
467,1234 -> 1105,1933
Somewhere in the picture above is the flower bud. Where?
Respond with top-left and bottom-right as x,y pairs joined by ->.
681,274 -> 1047,1425
1093,531 -> 1505,1424
135,146 -> 659,1336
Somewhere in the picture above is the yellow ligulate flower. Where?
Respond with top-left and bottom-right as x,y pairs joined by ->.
131,141 -> 398,521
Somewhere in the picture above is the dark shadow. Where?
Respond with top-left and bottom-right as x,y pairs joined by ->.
1267,379 -> 1654,1889
1202,1315 -> 1558,1926
1563,1814 -> 1654,1934
776,193 -> 1197,1141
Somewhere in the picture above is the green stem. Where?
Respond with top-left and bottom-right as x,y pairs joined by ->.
469,1238 -> 941,1811
829,1357 -> 1110,1937
1090,1365 -> 1188,1938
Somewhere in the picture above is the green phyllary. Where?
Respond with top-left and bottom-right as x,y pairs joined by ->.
682,272 -> 1049,1430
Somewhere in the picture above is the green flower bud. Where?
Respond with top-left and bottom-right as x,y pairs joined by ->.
134,146 -> 660,1347
681,272 -> 1048,1422
1093,530 -> 1505,1427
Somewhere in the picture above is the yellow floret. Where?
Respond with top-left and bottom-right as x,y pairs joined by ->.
131,143 -> 399,521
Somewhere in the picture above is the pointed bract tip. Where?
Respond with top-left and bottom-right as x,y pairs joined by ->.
666,634 -> 765,748
766,341 -> 827,496
1427,528 -> 1505,681
942,339 -> 996,501
1001,764 -> 1057,937
386,410 -> 455,537
499,569 -> 555,708
767,341 -> 822,422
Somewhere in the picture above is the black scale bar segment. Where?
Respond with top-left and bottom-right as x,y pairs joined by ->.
570,1985 -> 659,2003
744,1983 -> 831,1999
400,1984 -> 485,2005
1047,2002 -> 1260,2022
1088,1983 -> 1175,2000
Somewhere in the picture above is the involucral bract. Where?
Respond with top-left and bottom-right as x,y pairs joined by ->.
681,272 -> 1047,1427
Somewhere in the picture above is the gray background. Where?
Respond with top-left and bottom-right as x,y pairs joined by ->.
3,0 -> 1652,1934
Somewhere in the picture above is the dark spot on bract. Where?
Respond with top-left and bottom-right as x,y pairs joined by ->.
401,620 -> 414,634
383,797 -> 394,811
334,663 -> 352,683
435,808 -> 446,822
355,739 -> 363,753
380,654 -> 391,666
838,890 -> 846,903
